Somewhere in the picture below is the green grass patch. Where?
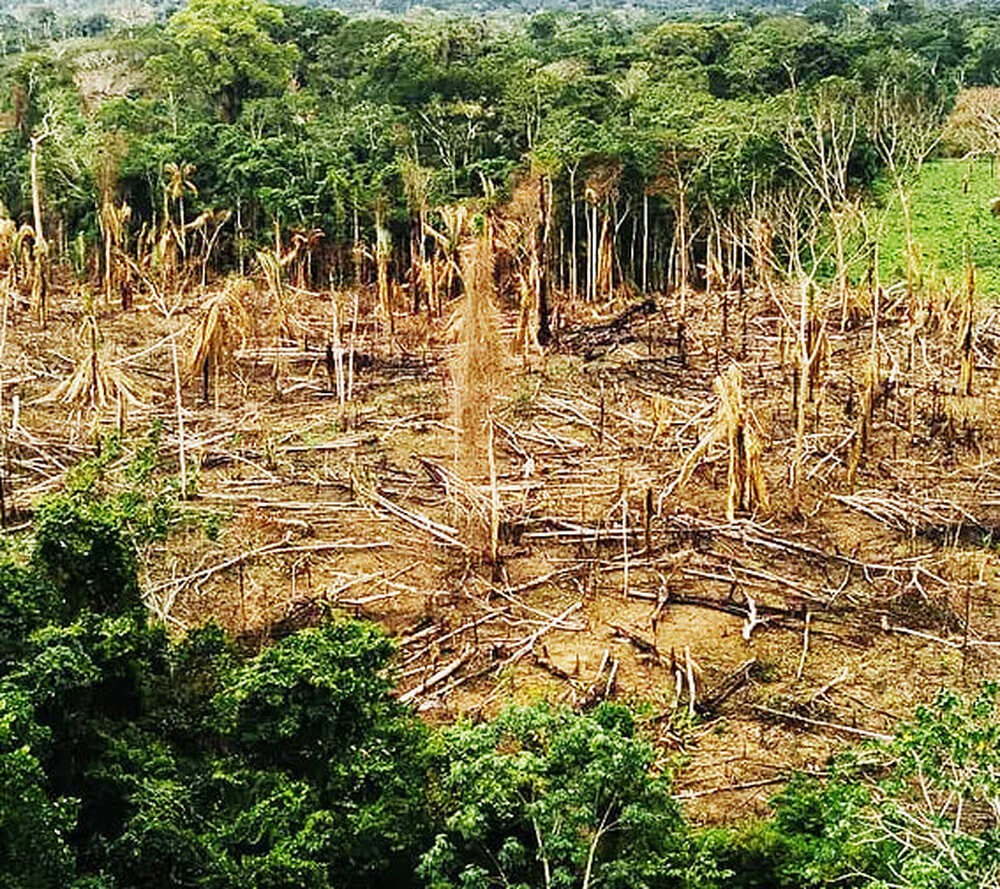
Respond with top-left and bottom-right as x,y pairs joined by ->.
876,157 -> 1000,296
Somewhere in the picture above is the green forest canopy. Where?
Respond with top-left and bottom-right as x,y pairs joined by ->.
1,0 -> 999,298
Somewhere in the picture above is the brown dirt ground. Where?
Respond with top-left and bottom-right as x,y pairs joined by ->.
6,275 -> 1000,825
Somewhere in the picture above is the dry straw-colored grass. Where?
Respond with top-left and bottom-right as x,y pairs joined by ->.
672,364 -> 769,521
451,232 -> 503,463
186,278 -> 255,396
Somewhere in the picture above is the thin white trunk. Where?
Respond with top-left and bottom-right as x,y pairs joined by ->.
642,192 -> 649,294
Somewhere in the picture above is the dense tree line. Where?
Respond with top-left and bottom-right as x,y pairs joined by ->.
4,436 -> 1000,888
0,0 -> 998,314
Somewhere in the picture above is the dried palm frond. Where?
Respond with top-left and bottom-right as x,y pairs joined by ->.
163,161 -> 197,205
452,234 -> 502,464
296,228 -> 324,252
14,223 -> 34,269
99,199 -> 131,241
257,249 -> 299,340
289,227 -> 324,287
186,278 -> 254,397
0,216 -> 15,268
99,199 -> 132,306
427,203 -> 475,305
38,314 -> 149,410
672,365 -> 769,521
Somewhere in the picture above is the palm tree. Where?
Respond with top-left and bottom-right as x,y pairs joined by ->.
289,227 -> 324,289
163,161 -> 197,261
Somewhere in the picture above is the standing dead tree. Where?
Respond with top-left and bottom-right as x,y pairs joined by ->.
189,208 -> 234,288
781,83 -> 858,327
942,86 -> 1000,166
450,228 -> 503,560
28,110 -> 57,325
583,161 -> 621,304
374,199 -> 392,332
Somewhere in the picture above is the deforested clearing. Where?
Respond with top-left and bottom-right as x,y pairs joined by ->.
8,4 -> 1000,885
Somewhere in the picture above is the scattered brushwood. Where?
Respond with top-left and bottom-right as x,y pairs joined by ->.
671,364 -> 769,521
578,647 -> 620,710
186,278 -> 255,402
556,298 -> 659,360
832,490 -> 999,543
697,658 -> 756,715
416,455 -> 525,542
37,312 -> 149,411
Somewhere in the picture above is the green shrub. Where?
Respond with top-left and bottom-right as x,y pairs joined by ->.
32,429 -> 176,618
213,620 -> 432,887
0,687 -> 78,889
419,701 -> 720,889
0,549 -> 62,672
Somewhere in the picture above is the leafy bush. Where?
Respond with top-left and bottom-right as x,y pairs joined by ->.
0,548 -> 62,671
213,621 -> 433,887
0,688 -> 78,889
744,683 -> 1000,889
420,702 -> 720,889
32,430 -> 176,618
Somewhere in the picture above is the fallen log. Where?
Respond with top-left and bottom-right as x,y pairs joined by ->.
748,704 -> 892,742
697,658 -> 756,715
608,621 -> 660,661
399,645 -> 475,704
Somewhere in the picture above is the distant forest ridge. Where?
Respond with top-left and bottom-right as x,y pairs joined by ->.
0,0 -> 990,30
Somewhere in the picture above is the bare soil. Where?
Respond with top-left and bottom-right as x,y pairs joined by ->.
7,276 -> 1000,824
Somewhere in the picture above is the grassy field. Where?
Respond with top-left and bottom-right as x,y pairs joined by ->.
876,156 -> 1000,295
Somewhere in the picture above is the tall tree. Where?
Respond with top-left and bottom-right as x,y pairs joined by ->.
158,0 -> 299,123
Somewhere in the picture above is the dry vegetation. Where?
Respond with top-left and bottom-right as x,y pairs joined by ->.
4,188 -> 1000,824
